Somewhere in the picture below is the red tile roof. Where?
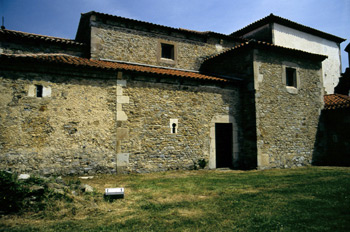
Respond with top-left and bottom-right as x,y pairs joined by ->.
0,29 -> 85,46
203,40 -> 327,63
76,11 -> 245,43
324,94 -> 350,110
231,14 -> 345,43
0,53 -> 230,83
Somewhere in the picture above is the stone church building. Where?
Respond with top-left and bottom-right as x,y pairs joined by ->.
0,12 -> 348,175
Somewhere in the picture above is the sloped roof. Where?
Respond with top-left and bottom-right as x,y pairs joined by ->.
76,11 -> 245,43
0,29 -> 85,46
203,40 -> 327,64
0,53 -> 230,83
324,94 -> 350,110
231,14 -> 345,43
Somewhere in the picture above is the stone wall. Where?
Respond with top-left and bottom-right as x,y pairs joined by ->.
0,70 -> 117,175
0,67 -> 241,175
253,50 -> 324,169
117,75 -> 240,173
200,50 -> 258,169
90,23 -> 237,71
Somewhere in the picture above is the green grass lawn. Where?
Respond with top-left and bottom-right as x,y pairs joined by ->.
1,166 -> 349,231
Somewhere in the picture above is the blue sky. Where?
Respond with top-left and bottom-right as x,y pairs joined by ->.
1,0 -> 349,71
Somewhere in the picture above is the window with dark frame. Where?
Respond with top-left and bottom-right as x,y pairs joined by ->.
286,67 -> 297,88
161,43 -> 174,60
36,85 -> 43,98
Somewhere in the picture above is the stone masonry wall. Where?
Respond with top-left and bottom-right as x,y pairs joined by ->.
118,75 -> 240,173
90,23 -> 236,71
254,50 -> 324,169
200,50 -> 258,169
0,70 -> 117,175
0,68 -> 240,175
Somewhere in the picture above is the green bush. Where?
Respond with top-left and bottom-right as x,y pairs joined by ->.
197,159 -> 207,169
193,159 -> 208,170
0,171 -> 29,214
0,171 -> 55,214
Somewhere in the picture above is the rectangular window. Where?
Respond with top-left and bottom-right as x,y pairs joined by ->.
161,43 -> 174,60
286,67 -> 297,88
158,40 -> 177,65
36,85 -> 43,98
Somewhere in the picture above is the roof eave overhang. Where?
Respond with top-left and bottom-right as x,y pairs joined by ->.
0,54 -> 233,84
203,41 -> 327,66
231,14 -> 346,44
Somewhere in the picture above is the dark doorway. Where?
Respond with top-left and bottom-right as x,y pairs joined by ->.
215,123 -> 233,168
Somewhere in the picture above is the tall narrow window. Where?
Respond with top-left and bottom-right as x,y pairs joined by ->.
172,123 -> 177,134
161,43 -> 174,60
36,85 -> 43,98
170,119 -> 178,134
286,67 -> 297,88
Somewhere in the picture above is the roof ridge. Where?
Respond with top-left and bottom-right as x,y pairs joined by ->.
82,11 -> 245,41
231,13 -> 345,43
203,41 -> 250,62
203,40 -> 327,63
86,11 -> 176,31
231,14 -> 273,36
0,52 -> 75,57
0,29 -> 85,45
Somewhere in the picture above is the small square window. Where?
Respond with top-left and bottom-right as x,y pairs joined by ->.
158,41 -> 177,65
161,43 -> 174,60
286,67 -> 297,88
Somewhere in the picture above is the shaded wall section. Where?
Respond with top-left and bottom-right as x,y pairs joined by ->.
313,109 -> 350,166
200,49 -> 257,169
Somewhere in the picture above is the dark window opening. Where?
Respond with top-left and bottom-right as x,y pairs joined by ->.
161,43 -> 174,60
172,123 -> 177,134
286,67 -> 297,88
36,85 -> 43,98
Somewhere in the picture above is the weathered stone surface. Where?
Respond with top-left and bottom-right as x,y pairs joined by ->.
120,78 -> 240,173
0,13 -> 329,174
0,67 -> 241,175
253,50 -> 324,169
116,128 -> 129,140
0,71 -> 117,175
81,184 -> 94,193
18,174 -> 30,180
90,23 -> 236,71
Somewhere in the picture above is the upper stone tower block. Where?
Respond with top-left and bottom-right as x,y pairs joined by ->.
231,14 -> 346,94
75,11 -> 244,71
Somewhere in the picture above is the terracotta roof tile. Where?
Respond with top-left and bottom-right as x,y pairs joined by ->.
324,94 -> 350,110
0,53 -> 230,83
231,14 -> 345,43
203,40 -> 327,63
0,29 -> 85,46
